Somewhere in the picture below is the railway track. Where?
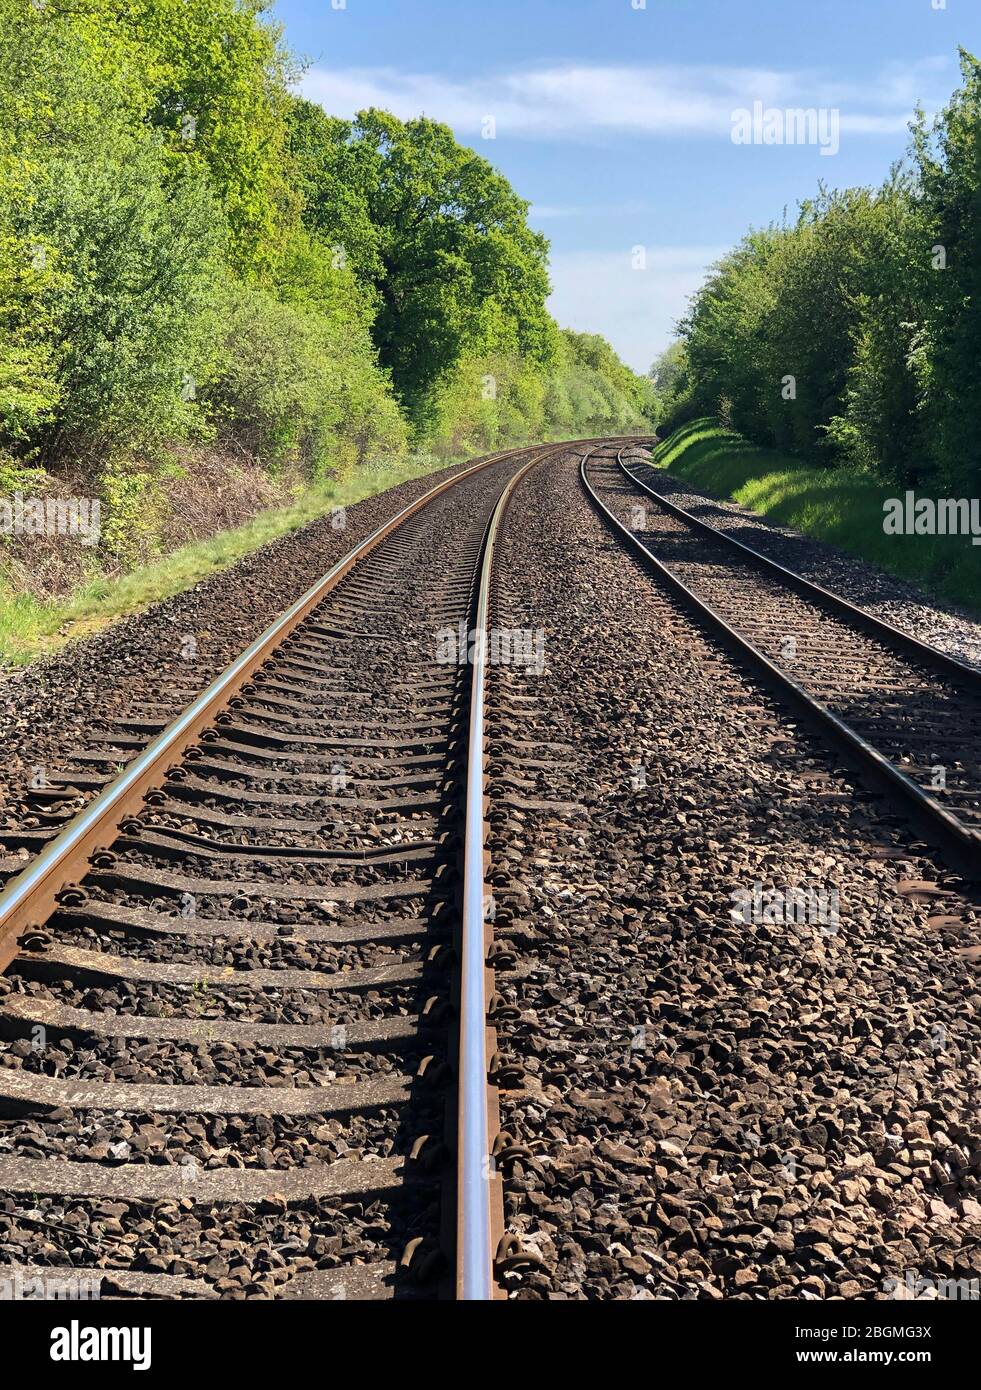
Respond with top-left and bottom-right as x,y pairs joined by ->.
0,440 -> 608,1301
582,446 -> 981,876
2,433 -> 976,1306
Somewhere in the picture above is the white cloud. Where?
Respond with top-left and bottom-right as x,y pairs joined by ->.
547,246 -> 728,373
297,54 -> 954,369
529,199 -> 657,222
299,57 -> 949,143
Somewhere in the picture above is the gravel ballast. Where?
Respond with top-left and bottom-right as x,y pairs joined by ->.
487,446 -> 981,1301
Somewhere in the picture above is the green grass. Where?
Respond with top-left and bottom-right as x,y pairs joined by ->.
0,452 -> 463,668
652,420 -> 981,616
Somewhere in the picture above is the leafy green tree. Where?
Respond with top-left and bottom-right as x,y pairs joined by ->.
649,341 -> 687,398
823,179 -> 929,483
287,98 -> 383,292
289,105 -> 555,429
545,331 -> 654,438
117,0 -> 296,276
679,229 -> 782,442
203,271 -> 406,476
26,146 -> 223,467
0,2 -> 223,471
669,51 -> 981,494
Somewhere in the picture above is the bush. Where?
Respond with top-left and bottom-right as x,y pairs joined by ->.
98,460 -> 165,569
0,211 -> 65,444
20,144 -> 223,470
203,276 -> 407,479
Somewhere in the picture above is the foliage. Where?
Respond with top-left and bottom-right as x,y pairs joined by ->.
28,146 -> 223,467
649,340 -> 687,400
665,50 -> 981,495
911,49 -> 981,491
120,0 -> 298,277
0,0 -> 653,605
418,329 -> 653,456
547,331 -> 655,437
289,104 -> 557,431
202,275 -> 407,477
98,460 -> 164,567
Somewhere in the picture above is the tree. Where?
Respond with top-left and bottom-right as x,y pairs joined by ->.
289,105 -> 555,429
649,341 -> 687,397
118,0 -> 297,277
667,50 -> 981,493
679,229 -> 782,443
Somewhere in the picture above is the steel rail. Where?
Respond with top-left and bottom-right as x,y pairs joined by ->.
582,453 -> 981,874
0,443 -> 537,973
617,448 -> 981,692
457,449 -> 544,1301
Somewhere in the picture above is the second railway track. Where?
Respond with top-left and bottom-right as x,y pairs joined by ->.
582,446 -> 981,873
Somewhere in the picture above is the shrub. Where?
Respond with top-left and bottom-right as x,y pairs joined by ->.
203,275 -> 407,478
13,141 -> 223,470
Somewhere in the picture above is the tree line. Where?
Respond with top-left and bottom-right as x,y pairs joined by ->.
655,50 -> 981,497
0,0 -> 654,574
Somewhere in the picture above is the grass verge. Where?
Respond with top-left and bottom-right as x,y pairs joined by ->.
652,420 -> 981,616
0,452 -> 462,668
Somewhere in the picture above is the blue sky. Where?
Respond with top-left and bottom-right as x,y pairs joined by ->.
272,0 -> 980,373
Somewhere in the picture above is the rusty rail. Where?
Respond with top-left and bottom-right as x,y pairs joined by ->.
0,446 -> 530,974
